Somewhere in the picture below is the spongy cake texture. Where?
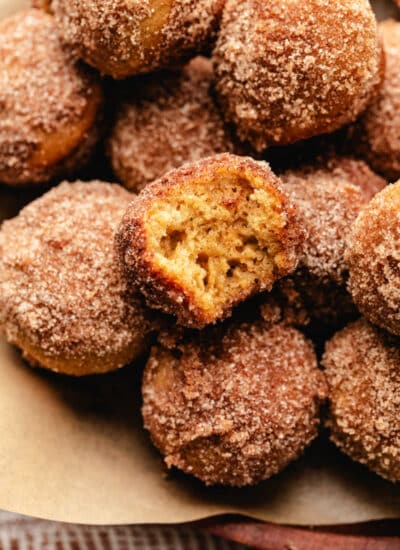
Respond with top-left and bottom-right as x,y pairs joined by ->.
117,154 -> 305,328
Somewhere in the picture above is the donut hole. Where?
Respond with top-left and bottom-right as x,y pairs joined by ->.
146,174 -> 289,323
142,321 -> 326,486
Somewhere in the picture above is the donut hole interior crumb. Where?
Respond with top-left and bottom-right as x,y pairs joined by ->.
146,173 -> 288,321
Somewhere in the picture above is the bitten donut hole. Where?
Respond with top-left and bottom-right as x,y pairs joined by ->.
147,174 -> 287,321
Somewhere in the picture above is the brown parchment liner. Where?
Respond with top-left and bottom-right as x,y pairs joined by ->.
0,0 -> 400,527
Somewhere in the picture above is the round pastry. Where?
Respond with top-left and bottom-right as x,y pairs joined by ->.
319,156 -> 387,203
116,153 -> 305,328
350,20 -> 400,180
0,9 -> 103,187
323,318 -> 400,482
143,319 -> 327,487
109,57 -> 238,193
212,0 -> 382,152
52,0 -> 225,79
261,157 -> 386,328
346,181 -> 400,337
0,181 -> 153,376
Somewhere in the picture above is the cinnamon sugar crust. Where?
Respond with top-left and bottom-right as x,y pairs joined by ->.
261,158 -> 386,328
0,9 -> 103,187
351,20 -> 400,180
213,0 -> 382,152
346,181 -> 400,336
323,318 -> 400,482
0,181 -> 153,376
116,154 -> 305,328
283,159 -> 386,286
108,57 -> 237,193
320,156 -> 387,203
53,0 -> 225,79
143,319 -> 327,486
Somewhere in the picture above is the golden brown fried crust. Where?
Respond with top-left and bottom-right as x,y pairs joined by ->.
0,9 -> 103,187
346,182 -> 400,337
116,153 -> 305,328
213,0 -> 382,152
350,20 -> 400,180
143,319 -> 327,487
323,318 -> 400,482
260,158 -> 385,328
53,0 -> 225,79
0,181 -> 154,376
108,57 -> 238,193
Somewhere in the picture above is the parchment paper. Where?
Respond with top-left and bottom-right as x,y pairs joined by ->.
0,0 -> 400,527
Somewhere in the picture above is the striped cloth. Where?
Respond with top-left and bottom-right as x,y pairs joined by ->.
0,511 -> 248,549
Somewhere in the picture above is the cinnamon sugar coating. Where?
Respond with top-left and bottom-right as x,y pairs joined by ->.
350,20 -> 400,180
323,318 -> 400,482
261,157 -> 386,328
346,182 -> 400,337
213,0 -> 382,152
283,159 -> 385,287
143,319 -> 327,487
109,57 -> 238,193
52,0 -> 225,79
116,154 -> 305,328
0,9 -> 103,187
0,181 -> 153,376
320,156 -> 387,203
